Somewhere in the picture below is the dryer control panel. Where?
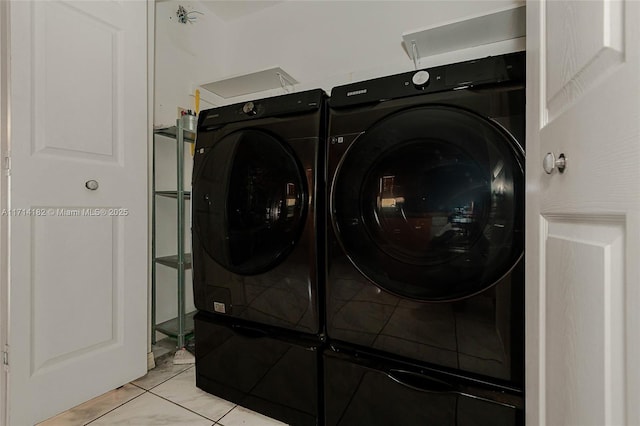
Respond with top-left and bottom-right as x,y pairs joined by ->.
198,89 -> 326,130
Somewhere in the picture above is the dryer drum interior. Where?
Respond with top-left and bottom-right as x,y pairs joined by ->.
331,105 -> 524,302
193,128 -> 308,276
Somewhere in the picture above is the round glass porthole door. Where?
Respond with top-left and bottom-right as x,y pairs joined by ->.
331,106 -> 524,301
193,129 -> 307,275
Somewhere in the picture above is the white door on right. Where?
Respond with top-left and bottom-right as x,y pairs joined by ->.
526,1 -> 640,425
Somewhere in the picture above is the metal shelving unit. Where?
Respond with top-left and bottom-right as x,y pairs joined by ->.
152,115 -> 197,349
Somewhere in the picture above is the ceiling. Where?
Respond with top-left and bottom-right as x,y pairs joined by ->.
198,1 -> 283,21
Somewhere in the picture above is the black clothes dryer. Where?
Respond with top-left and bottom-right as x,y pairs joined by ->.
325,53 -> 525,388
193,89 -> 327,335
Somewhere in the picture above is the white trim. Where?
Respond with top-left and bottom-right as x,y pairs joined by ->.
0,0 -> 9,424
147,0 -> 155,362
525,0 -> 542,423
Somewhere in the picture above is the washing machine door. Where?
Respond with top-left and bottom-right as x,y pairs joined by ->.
331,105 -> 524,301
193,129 -> 307,275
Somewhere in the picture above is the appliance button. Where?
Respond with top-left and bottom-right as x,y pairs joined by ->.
412,70 -> 430,88
242,101 -> 257,116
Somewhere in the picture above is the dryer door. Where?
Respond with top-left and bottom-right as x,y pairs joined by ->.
331,106 -> 524,301
193,129 -> 307,275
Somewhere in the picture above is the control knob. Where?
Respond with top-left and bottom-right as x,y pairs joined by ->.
412,70 -> 430,89
242,101 -> 257,116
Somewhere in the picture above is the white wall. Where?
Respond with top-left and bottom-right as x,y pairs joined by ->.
155,0 -> 227,125
155,1 -> 524,110
220,1 -> 523,98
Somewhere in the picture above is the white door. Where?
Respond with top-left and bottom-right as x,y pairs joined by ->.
526,0 -> 640,425
6,1 -> 148,425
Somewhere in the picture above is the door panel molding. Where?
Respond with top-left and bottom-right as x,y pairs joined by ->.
29,214 -> 123,375
545,0 -> 625,121
541,214 -> 625,425
32,1 -> 123,164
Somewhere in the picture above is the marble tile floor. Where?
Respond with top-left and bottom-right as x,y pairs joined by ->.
37,348 -> 287,426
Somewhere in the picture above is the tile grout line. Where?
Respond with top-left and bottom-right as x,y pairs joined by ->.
80,365 -> 270,426
144,366 -> 238,424
210,403 -> 239,426
83,390 -> 148,425
83,387 -> 225,426
131,364 -> 194,391
83,363 -> 194,425
130,381 -> 149,391
147,385 -> 238,424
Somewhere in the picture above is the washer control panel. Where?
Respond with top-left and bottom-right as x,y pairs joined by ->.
329,51 -> 525,108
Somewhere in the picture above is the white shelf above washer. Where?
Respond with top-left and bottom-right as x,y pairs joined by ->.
402,5 -> 526,63
200,67 -> 298,99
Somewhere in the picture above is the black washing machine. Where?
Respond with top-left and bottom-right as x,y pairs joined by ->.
325,52 -> 525,415
193,89 -> 327,335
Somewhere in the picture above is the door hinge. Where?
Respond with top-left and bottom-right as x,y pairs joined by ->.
2,351 -> 7,366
